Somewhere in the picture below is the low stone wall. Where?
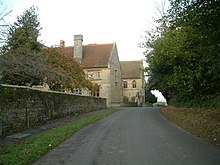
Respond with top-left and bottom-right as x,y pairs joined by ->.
0,84 -> 106,136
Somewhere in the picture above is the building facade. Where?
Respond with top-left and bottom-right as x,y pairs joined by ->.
61,35 -> 122,107
121,61 -> 145,106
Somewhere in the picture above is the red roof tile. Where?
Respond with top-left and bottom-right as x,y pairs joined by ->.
61,44 -> 114,68
120,61 -> 143,79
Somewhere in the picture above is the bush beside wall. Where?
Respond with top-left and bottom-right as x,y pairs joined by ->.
0,84 -> 106,136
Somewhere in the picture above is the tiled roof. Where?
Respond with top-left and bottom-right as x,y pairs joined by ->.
61,44 -> 114,68
120,61 -> 143,79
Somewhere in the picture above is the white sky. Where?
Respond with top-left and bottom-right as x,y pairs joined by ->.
6,0 -> 168,61
5,0 -> 168,102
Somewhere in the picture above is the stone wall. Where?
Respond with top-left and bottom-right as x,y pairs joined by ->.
0,84 -> 106,136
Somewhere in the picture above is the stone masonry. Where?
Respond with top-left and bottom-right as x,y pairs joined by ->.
0,84 -> 106,136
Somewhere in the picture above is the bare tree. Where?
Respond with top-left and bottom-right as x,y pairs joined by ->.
0,0 -> 11,44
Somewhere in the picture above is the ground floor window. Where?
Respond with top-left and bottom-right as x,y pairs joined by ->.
94,86 -> 100,97
88,85 -> 100,97
72,88 -> 82,95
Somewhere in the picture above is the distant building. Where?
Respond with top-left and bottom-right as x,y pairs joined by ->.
61,35 -> 122,107
57,35 -> 145,107
121,61 -> 145,106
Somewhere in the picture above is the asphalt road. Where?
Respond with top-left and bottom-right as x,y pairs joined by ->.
33,107 -> 220,165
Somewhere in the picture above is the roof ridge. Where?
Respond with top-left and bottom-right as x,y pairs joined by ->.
62,43 -> 114,48
63,46 -> 74,48
85,43 -> 114,46
120,60 -> 142,62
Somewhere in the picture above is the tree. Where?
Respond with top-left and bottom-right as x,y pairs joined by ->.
0,6 -> 49,86
0,50 -> 65,86
0,1 -> 11,43
43,47 -> 94,91
144,0 -> 220,108
0,46 -> 94,91
0,6 -> 94,92
145,90 -> 157,103
1,6 -> 41,53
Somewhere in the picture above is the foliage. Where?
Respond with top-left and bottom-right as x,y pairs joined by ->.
144,0 -> 220,108
0,109 -> 119,165
43,48 -> 94,91
0,47 -> 94,91
1,6 -> 41,53
0,50 -> 68,87
145,90 -> 157,103
0,6 -> 64,88
0,6 -> 94,92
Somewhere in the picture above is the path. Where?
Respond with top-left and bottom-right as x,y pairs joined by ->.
33,107 -> 220,165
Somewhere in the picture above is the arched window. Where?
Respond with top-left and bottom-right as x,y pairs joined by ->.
132,80 -> 136,88
123,81 -> 127,88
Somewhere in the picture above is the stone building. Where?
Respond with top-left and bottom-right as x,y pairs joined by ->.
120,61 -> 145,106
61,35 -> 122,107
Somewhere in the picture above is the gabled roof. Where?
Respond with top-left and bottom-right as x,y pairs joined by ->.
120,60 -> 143,79
61,43 -> 114,68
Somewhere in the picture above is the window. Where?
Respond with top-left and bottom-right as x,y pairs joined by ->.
96,87 -> 100,97
87,71 -> 94,79
93,85 -> 100,97
123,81 -> 127,88
114,70 -> 117,79
132,80 -> 136,88
88,90 -> 92,96
72,88 -> 82,95
97,71 -> 101,79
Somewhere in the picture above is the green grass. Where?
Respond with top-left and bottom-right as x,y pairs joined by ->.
0,108 -> 119,165
161,106 -> 220,147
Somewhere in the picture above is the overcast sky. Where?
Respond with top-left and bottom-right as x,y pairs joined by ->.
6,0 -> 169,61
5,0 -> 168,101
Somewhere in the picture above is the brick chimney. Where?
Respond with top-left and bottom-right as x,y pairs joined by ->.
74,34 -> 83,63
60,40 -> 65,47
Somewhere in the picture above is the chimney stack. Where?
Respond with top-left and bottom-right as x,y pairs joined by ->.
74,34 -> 83,63
60,40 -> 65,47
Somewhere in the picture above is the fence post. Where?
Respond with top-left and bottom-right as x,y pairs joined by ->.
25,106 -> 29,128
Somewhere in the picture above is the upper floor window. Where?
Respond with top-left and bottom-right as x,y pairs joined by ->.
87,71 -> 94,79
114,70 -> 117,79
97,71 -> 101,79
132,80 -> 136,88
123,81 -> 128,88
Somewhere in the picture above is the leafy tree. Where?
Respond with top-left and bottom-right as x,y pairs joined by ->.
145,90 -> 157,103
0,6 -> 94,92
144,0 -> 220,108
0,6 -> 48,86
0,50 -> 65,86
1,6 -> 41,53
43,48 -> 94,91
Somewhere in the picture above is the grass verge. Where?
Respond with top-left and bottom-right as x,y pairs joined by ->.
161,106 -> 220,147
0,108 -> 119,165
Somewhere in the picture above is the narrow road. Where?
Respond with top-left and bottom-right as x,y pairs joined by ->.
33,107 -> 220,165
